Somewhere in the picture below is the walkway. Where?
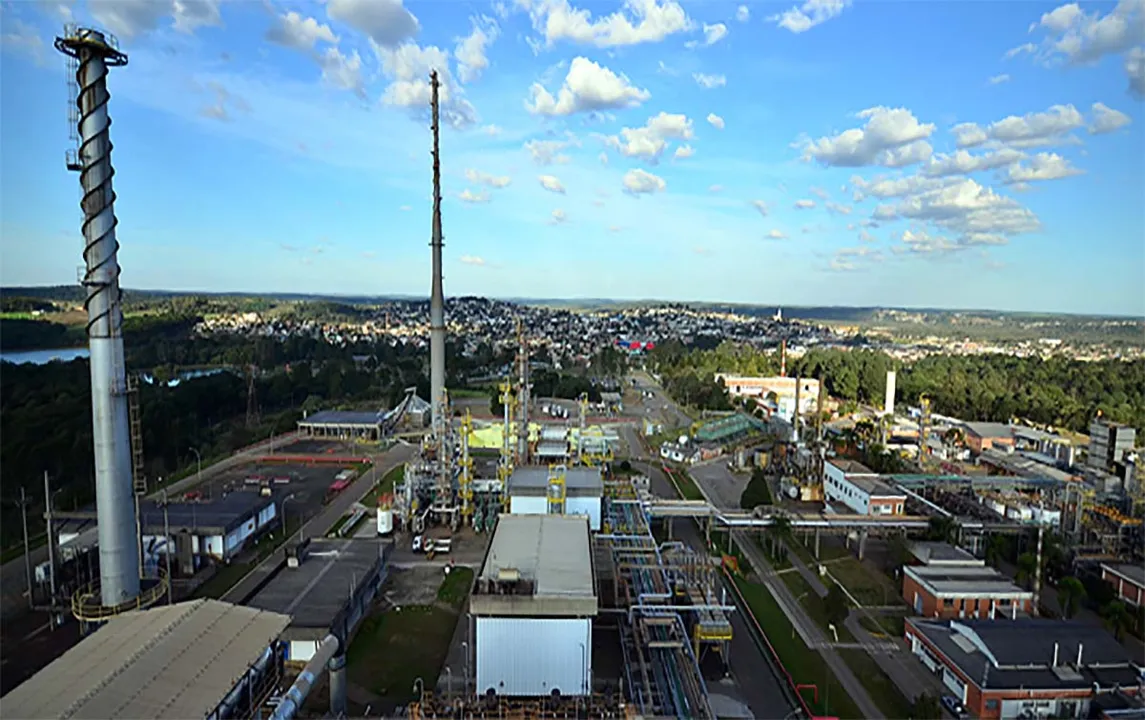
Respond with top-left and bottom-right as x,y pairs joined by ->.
732,532 -> 885,719
781,537 -> 944,703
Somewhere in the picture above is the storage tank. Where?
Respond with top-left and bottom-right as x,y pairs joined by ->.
377,493 -> 394,536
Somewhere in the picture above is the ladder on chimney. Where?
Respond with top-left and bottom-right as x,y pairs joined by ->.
127,373 -> 146,495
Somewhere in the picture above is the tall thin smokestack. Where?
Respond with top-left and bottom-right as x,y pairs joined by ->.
56,27 -> 140,606
428,70 -> 446,433
780,338 -> 787,377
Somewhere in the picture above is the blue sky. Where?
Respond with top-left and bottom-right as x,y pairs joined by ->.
1,0 -> 1142,315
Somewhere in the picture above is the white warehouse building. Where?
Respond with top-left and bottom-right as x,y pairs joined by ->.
823,459 -> 907,516
507,466 -> 603,531
470,514 -> 597,697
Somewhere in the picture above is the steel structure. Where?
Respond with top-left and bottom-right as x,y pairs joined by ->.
516,318 -> 531,465
599,481 -> 735,720
429,70 -> 446,432
55,25 -> 144,610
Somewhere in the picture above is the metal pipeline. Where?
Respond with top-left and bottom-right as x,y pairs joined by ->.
270,634 -> 342,720
54,26 -> 139,608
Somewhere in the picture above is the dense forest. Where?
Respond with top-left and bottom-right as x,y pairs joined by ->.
648,340 -> 1145,435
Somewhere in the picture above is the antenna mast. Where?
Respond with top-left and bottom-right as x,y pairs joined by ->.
428,71 -> 447,436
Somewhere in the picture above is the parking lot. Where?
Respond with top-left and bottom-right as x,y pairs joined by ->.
181,438 -> 368,527
690,461 -> 748,510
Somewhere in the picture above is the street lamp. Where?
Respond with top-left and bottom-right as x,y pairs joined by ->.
460,641 -> 469,696
188,448 -> 202,491
160,489 -> 173,605
281,494 -> 299,539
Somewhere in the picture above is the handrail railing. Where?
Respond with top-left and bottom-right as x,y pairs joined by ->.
71,570 -> 168,622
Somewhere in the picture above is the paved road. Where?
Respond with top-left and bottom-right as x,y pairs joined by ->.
220,443 -> 416,605
631,371 -> 692,430
732,530 -> 885,719
0,433 -> 302,618
629,459 -> 797,720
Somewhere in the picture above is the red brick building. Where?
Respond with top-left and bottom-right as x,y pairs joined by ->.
963,421 -> 1016,455
903,564 -> 1033,619
905,618 -> 1142,719
1101,563 -> 1145,607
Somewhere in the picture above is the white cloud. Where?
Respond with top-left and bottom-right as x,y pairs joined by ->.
836,246 -> 884,264
736,5 -> 750,22
318,47 -> 365,98
1020,0 -> 1145,96
459,254 -> 487,265
377,43 -> 477,128
527,57 -> 650,116
465,169 -> 511,188
952,104 -> 1084,149
601,111 -> 694,162
858,229 -> 875,242
599,151 -> 609,165
266,11 -> 338,50
767,229 -> 787,239
693,72 -> 727,89
686,22 -> 728,48
809,186 -> 830,199
550,208 -> 569,224
1002,152 -> 1084,183
525,0 -> 693,48
88,0 -> 221,39
674,144 -> 695,159
878,177 -> 1041,246
198,80 -> 250,122
326,0 -> 419,49
622,168 -> 666,195
793,199 -> 816,209
0,18 -> 45,64
897,229 -> 962,255
750,200 -> 769,216
1005,42 -> 1038,59
825,201 -> 852,215
1127,47 -> 1145,98
1090,101 -> 1132,133
707,113 -> 725,129
988,73 -> 1011,85
539,174 -> 567,193
709,185 -> 723,193
458,188 -> 492,203
797,106 -> 936,168
525,138 -> 575,165
455,16 -> 499,83
770,0 -> 851,34
923,147 -> 1026,177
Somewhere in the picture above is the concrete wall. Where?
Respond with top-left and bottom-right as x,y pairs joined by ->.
475,617 -> 592,697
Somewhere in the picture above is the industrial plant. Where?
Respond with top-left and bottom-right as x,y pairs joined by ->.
3,22 -> 1143,720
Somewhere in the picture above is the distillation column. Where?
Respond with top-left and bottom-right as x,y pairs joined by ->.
55,27 -> 140,607
428,71 -> 446,433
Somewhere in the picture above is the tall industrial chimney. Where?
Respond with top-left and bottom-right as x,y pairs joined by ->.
428,71 -> 446,433
56,27 -> 140,607
884,370 -> 896,417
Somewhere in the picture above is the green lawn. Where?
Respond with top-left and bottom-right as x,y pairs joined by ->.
346,570 -> 471,709
661,466 -> 704,501
825,555 -> 904,607
860,613 -> 906,638
839,649 -> 915,719
0,532 -> 47,565
733,577 -> 863,719
363,464 -> 405,507
777,570 -> 856,643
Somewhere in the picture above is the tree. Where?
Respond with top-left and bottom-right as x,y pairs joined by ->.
926,516 -> 960,544
1016,552 -> 1038,591
1057,577 -> 1087,619
911,693 -> 942,720
1102,600 -> 1132,641
740,470 -> 773,510
985,534 -> 1009,568
885,532 -> 912,575
824,583 -> 849,626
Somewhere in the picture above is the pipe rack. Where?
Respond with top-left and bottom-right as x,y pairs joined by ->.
601,484 -> 732,720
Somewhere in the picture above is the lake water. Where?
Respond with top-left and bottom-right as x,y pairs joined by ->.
1,347 -> 90,365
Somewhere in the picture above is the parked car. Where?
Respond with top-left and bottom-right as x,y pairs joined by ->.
941,695 -> 968,718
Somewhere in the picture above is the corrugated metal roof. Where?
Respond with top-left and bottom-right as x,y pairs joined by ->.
1,599 -> 290,719
481,515 -> 595,599
509,466 -> 602,491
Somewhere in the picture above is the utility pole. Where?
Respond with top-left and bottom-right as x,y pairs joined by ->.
1033,504 -> 1045,617
161,489 -> 172,605
43,471 -> 58,624
19,486 -> 33,610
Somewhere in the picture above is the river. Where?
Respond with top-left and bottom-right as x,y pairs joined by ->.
0,347 -> 89,365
